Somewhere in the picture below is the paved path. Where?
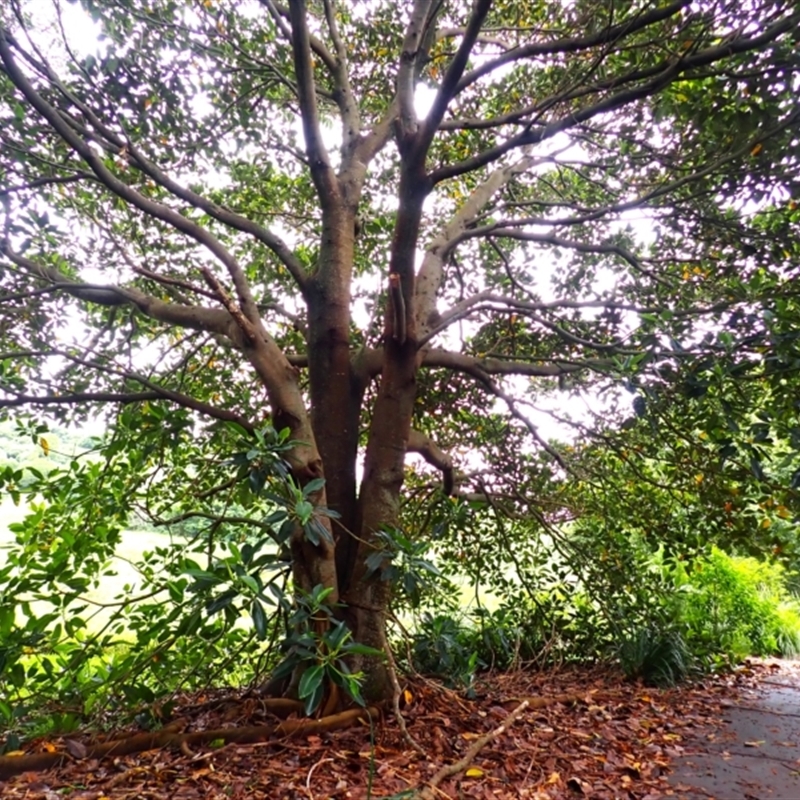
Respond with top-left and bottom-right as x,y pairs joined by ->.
668,662 -> 800,800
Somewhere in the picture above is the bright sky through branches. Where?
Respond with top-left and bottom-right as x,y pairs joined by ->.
20,0 -> 640,446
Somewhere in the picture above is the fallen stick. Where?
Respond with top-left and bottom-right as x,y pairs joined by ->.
414,699 -> 531,800
413,692 -> 585,799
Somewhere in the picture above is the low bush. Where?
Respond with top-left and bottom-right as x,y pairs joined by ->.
676,548 -> 800,666
616,623 -> 692,687
609,546 -> 800,683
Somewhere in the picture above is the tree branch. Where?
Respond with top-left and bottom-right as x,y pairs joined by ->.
418,0 -> 493,154
5,39 -> 309,293
287,0 -> 339,206
0,345 -> 257,430
1,246 -> 235,336
121,136 -> 309,292
129,373 -> 256,431
414,699 -> 532,800
421,348 -> 592,378
0,172 -> 92,198
455,1 -> 690,92
0,391 -> 160,409
396,0 -> 435,143
436,27 -> 510,49
485,107 -> 800,229
131,266 -> 219,303
200,266 -> 259,344
259,0 -> 339,75
416,149 -> 567,337
429,10 -> 800,184
354,97 -> 399,166
321,0 -> 360,152
480,376 -> 572,473
0,28 -> 264,326
488,228 -> 669,286
407,428 -> 454,495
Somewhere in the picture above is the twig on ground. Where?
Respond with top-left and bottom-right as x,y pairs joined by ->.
306,757 -> 334,799
384,636 -> 426,756
414,699 -> 531,799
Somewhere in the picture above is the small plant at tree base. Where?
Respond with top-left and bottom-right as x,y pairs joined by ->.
407,613 -> 481,696
270,585 -> 383,714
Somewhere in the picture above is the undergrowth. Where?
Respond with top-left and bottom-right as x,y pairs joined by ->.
406,545 -> 800,691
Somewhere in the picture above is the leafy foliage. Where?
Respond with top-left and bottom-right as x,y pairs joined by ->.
1,0 -> 799,729
677,548 -> 800,666
0,421 -> 376,743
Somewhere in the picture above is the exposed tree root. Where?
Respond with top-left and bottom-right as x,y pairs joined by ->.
0,692 -> 586,781
0,705 -> 380,780
412,692 -> 585,799
259,697 -> 307,717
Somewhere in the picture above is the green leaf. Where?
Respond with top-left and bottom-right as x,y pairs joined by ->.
298,664 -> 324,701
303,680 -> 325,716
344,677 -> 366,707
303,520 -> 320,546
205,590 -> 238,615
223,421 -> 251,438
302,477 -> 326,496
294,499 -> 314,524
271,657 -> 298,682
252,599 -> 267,639
305,517 -> 333,545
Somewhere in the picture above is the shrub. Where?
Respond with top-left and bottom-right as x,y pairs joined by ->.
677,547 -> 800,665
408,613 -> 480,695
617,624 -> 692,686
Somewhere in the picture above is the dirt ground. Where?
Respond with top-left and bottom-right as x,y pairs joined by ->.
1,661 -> 797,798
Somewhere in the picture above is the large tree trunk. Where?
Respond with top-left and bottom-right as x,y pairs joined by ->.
334,167 -> 427,703
340,339 -> 418,703
307,217 -> 356,494
340,583 -> 394,703
305,204 -> 367,590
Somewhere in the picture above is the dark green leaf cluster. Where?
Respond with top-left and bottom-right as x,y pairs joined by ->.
270,585 -> 381,715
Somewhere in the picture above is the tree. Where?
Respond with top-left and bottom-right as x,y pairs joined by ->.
1,0 -> 798,706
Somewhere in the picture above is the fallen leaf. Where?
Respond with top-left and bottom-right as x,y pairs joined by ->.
65,740 -> 88,759
567,775 -> 589,793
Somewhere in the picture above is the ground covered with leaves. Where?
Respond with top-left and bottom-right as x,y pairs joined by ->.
0,664 -> 767,800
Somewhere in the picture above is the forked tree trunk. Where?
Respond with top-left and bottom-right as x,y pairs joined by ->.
279,193 -> 421,704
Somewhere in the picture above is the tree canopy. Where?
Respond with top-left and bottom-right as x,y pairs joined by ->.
1,0 -> 799,713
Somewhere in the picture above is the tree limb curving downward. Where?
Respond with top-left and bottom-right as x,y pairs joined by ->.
407,428 -> 454,495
